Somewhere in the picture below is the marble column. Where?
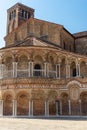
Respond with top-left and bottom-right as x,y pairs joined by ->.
68,100 -> 71,115
13,62 -> 17,78
44,62 -> 47,77
45,100 -> 49,116
56,101 -> 58,116
29,100 -> 33,116
60,100 -> 62,115
66,64 -> 70,78
76,64 -> 80,77
28,62 -> 31,77
79,99 -> 82,115
31,62 -> 34,77
29,100 -> 30,116
0,100 -> 3,116
58,64 -> 61,79
78,64 -> 80,77
56,64 -> 58,78
13,99 -> 17,116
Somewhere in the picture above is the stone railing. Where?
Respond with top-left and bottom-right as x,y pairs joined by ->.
0,69 -> 58,79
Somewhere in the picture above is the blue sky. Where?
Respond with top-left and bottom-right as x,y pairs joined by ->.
0,0 -> 87,48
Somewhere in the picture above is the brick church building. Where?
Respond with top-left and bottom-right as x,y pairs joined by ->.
0,3 -> 87,117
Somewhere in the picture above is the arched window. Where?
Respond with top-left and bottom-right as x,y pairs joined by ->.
22,10 -> 24,17
12,20 -> 15,30
11,11 -> 14,19
28,12 -> 31,19
9,13 -> 11,20
14,10 -> 16,18
63,42 -> 66,49
69,45 -> 71,51
25,11 -> 27,18
34,64 -> 41,77
73,68 -> 76,77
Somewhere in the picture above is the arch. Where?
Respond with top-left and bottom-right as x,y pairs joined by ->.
17,54 -> 28,77
2,90 -> 15,99
3,93 -> 13,115
40,23 -> 45,36
69,85 -> 80,115
80,61 -> 87,77
9,13 -> 11,20
31,89 -> 45,116
61,58 -> 66,78
17,91 -> 29,116
4,56 -> 13,70
47,90 -> 58,101
2,52 -> 14,62
34,64 -> 41,77
40,23 -> 48,39
46,52 -> 57,78
2,56 -> 13,78
61,93 -> 69,115
12,20 -> 15,31
34,55 -> 43,63
28,12 -> 31,19
69,85 -> 80,101
33,55 -> 44,77
70,61 -> 76,77
63,41 -> 66,49
48,90 -> 58,115
80,92 -> 87,115
66,80 -> 81,88
17,51 -> 29,60
46,51 -> 57,63
22,9 -> 24,17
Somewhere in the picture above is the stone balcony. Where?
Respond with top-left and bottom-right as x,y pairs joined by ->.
0,69 -> 58,79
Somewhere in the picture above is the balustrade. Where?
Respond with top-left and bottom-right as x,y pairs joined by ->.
0,62 -> 86,79
17,69 -> 29,77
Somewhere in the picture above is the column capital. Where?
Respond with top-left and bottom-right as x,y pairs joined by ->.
29,61 -> 34,63
79,99 -> 81,103
44,62 -> 48,64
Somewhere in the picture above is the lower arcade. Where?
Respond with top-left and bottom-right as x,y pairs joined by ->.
0,78 -> 87,117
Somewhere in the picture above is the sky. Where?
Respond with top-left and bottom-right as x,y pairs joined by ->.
0,0 -> 87,48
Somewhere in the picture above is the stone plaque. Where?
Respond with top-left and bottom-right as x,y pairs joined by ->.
70,86 -> 79,100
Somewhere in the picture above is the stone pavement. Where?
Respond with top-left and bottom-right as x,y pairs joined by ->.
0,117 -> 87,130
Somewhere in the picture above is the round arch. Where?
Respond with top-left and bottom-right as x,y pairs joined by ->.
3,92 -> 14,116
17,91 -> 29,116
61,93 -> 69,115
31,89 -> 45,116
80,92 -> 87,115
47,90 -> 58,115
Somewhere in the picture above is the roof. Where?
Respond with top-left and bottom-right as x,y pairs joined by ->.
73,31 -> 87,38
3,36 -> 62,50
7,2 -> 35,12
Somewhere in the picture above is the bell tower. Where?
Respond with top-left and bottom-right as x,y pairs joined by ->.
7,3 -> 34,34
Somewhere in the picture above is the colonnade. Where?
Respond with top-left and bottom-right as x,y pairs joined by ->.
0,61 -> 82,79
0,99 -> 85,116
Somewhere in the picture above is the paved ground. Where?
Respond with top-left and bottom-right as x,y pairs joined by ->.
0,117 -> 87,130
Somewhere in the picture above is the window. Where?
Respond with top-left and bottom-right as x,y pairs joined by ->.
25,11 -> 27,18
63,42 -> 66,49
22,10 -> 24,17
28,12 -> 31,19
73,68 -> 76,77
9,13 -> 11,20
14,10 -> 16,18
34,64 -> 41,77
